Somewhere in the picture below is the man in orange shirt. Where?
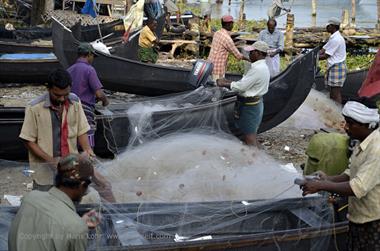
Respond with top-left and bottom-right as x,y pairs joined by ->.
208,15 -> 248,80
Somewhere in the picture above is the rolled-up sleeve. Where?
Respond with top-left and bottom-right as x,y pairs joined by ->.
349,155 -> 380,199
19,106 -> 37,142
224,37 -> 243,60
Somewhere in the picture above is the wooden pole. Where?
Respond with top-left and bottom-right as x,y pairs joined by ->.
311,0 -> 317,17
341,9 -> 349,29
31,0 -> 45,25
239,0 -> 245,29
377,0 -> 380,30
285,13 -> 294,54
351,0 -> 356,26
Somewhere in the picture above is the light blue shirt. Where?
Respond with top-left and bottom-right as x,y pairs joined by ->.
258,29 -> 284,51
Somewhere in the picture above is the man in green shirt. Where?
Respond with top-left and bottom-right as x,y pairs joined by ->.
8,154 -> 100,251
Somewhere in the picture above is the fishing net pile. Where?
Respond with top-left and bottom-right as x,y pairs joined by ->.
0,87 -> 343,250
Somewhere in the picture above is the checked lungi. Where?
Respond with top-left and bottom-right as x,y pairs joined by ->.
325,61 -> 347,87
348,219 -> 380,251
82,103 -> 96,148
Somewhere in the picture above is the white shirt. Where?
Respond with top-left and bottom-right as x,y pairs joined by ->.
323,31 -> 346,67
230,59 -> 270,97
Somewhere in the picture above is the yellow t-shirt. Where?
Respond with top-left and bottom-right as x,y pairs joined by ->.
139,25 -> 157,48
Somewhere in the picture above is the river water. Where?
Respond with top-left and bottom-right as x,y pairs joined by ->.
187,0 -> 377,28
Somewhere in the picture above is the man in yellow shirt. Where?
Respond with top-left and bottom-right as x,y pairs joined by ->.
138,18 -> 159,63
301,101 -> 380,250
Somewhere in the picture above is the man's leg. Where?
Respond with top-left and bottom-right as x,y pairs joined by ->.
244,133 -> 259,147
330,86 -> 342,104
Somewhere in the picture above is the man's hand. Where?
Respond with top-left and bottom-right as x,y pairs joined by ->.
82,209 -> 101,228
83,148 -> 95,158
301,180 -> 323,196
216,78 -> 232,88
312,171 -> 328,181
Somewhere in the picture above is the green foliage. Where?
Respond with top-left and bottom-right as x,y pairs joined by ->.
226,55 -> 245,74
318,53 -> 375,73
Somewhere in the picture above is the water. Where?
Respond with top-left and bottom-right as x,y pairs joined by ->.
188,0 -> 377,28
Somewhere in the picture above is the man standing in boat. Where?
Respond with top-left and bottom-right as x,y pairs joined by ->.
19,69 -> 115,202
319,17 -> 347,104
301,101 -> 380,250
216,41 -> 270,147
138,18 -> 159,63
67,42 -> 109,149
208,15 -> 248,80
259,18 -> 284,77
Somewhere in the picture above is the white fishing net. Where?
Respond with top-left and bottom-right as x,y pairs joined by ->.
0,87 -> 347,250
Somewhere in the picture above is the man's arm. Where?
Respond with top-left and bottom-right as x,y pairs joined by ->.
78,133 -> 94,157
95,89 -> 109,106
302,180 -> 354,196
23,140 -> 55,164
319,48 -> 330,60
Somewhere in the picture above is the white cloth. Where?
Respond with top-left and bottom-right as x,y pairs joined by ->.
230,59 -> 270,97
323,31 -> 346,67
342,101 -> 380,128
265,50 -> 280,77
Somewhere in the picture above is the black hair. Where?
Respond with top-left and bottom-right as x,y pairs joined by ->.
221,20 -> 232,29
267,18 -> 277,26
55,173 -> 92,189
78,50 -> 91,57
47,69 -> 72,89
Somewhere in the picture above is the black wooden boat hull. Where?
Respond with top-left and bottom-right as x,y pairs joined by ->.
52,20 -> 317,97
0,46 -> 317,160
0,19 -> 124,54
314,69 -> 368,102
0,196 -> 348,251
0,57 -> 61,84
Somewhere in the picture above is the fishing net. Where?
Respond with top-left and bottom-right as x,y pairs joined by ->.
0,86 -> 347,250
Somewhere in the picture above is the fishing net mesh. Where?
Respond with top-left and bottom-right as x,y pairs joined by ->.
0,87 -> 346,250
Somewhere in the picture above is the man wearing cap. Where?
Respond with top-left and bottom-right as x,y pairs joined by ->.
138,18 -> 159,63
320,17 -> 347,104
259,18 -> 284,77
9,154 -> 101,251
216,41 -> 270,146
67,42 -> 109,149
301,101 -> 380,250
208,15 -> 248,80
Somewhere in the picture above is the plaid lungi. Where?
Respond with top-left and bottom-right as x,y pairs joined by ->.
325,62 -> 347,87
348,219 -> 380,251
82,103 -> 96,148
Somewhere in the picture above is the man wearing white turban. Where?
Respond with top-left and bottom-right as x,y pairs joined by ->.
300,101 -> 380,250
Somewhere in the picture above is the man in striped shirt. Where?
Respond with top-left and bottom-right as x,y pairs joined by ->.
208,15 -> 248,80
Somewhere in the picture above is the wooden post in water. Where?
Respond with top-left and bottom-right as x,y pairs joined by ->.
341,9 -> 350,30
377,0 -> 380,31
239,0 -> 245,30
285,13 -> 294,60
311,0 -> 317,17
351,0 -> 356,27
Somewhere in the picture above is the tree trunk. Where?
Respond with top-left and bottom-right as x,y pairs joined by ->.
31,0 -> 46,25
351,0 -> 356,26
126,0 -> 133,12
377,0 -> 380,30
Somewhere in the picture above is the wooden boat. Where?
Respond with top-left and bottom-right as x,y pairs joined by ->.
0,19 -> 124,54
0,53 -> 61,84
314,68 -> 368,102
0,45 -> 317,160
0,196 -> 348,250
